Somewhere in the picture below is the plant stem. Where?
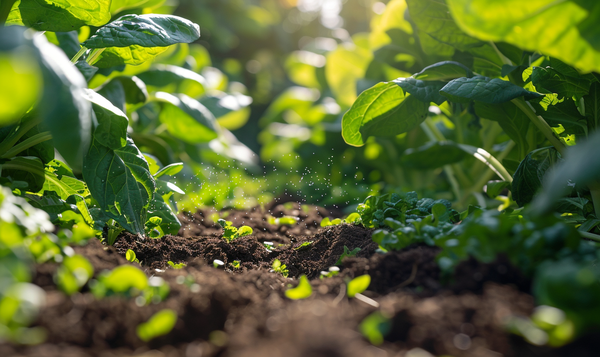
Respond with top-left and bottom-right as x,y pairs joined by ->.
86,48 -> 105,65
0,0 -> 17,26
512,98 -> 566,156
1,131 -> 52,158
588,181 -> 600,220
457,143 -> 513,183
70,46 -> 88,64
489,41 -> 513,66
0,115 -> 42,156
579,230 -> 600,243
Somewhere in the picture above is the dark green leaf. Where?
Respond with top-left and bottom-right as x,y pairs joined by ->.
16,124 -> 54,164
440,75 -> 543,103
83,14 -> 200,49
51,31 -> 80,58
393,77 -> 447,105
342,82 -> 428,147
154,92 -> 219,144
584,81 -> 600,132
96,76 -> 148,112
154,163 -> 183,178
83,138 -> 155,234
485,180 -> 511,198
401,141 -> 468,169
82,89 -> 128,150
34,35 -> 92,171
74,61 -> 98,82
512,147 -> 559,207
0,156 -> 45,192
7,0 -> 111,32
475,101 -> 530,159
147,195 -> 180,235
412,61 -> 473,81
532,100 -> 587,136
136,64 -> 205,97
531,63 -> 593,99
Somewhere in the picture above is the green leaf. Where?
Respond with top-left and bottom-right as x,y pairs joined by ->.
413,61 -> 473,81
7,0 -> 111,32
34,34 -> 92,171
137,309 -> 177,342
15,124 -> 54,164
96,76 -> 148,112
347,274 -> 371,298
110,0 -> 152,14
1,156 -> 45,191
393,77 -> 447,105
446,0 -> 600,74
147,195 -> 181,235
406,0 -> 482,56
126,249 -> 138,263
153,162 -> 183,178
236,226 -> 252,237
82,89 -> 128,150
486,180 -> 511,198
512,147 -> 559,207
43,167 -> 88,200
475,101 -> 531,159
83,14 -> 200,49
531,100 -> 588,136
83,138 -> 155,235
101,265 -> 148,293
584,81 -> 600,132
342,82 -> 428,147
46,31 -> 80,58
136,64 -> 206,98
325,43 -> 372,108
440,76 -> 543,104
531,62 -> 594,99
93,46 -> 169,68
401,141 -> 469,169
285,275 -> 312,300
154,92 -> 219,144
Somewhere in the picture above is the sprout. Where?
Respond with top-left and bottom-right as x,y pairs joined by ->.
213,259 -> 224,268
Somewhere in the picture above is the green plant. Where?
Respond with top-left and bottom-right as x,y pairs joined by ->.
230,260 -> 241,269
271,259 -> 289,278
320,266 -> 340,279
217,219 -> 253,242
168,261 -> 186,269
347,275 -> 371,298
267,215 -> 298,226
320,217 -> 342,227
294,241 -> 313,251
285,275 -> 312,300
137,309 -> 178,342
335,246 -> 361,265
126,249 -> 140,264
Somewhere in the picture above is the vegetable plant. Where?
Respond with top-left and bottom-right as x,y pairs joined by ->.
271,259 -> 289,278
285,275 -> 312,300
217,218 -> 253,242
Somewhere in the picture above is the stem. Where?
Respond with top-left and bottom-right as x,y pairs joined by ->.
457,144 -> 513,183
512,98 -> 566,156
1,131 -> 52,158
0,0 -> 17,25
0,115 -> 42,155
579,230 -> 600,243
70,46 -> 87,64
588,181 -> 600,219
86,48 -> 105,65
489,41 -> 513,66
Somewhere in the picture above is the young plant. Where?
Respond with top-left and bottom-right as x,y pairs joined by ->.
320,217 -> 342,227
213,259 -> 225,268
217,219 -> 253,242
320,266 -> 340,279
168,261 -> 186,269
271,259 -> 289,278
294,241 -> 313,251
335,246 -> 361,265
347,275 -> 371,298
126,249 -> 140,264
285,275 -> 312,300
230,260 -> 241,269
137,309 -> 177,342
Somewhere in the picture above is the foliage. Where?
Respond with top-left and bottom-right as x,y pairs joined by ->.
271,259 -> 289,278
137,309 -> 178,342
285,274 -> 312,300
359,311 -> 392,346
217,219 -> 253,242
335,246 -> 361,266
347,275 -> 371,298
168,261 -> 186,269
319,266 -> 340,279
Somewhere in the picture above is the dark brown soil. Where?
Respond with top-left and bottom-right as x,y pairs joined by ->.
1,203 -> 596,357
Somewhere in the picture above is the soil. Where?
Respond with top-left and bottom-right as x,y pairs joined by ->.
1,202 -> 597,357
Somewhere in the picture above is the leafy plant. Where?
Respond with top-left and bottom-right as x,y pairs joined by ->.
294,241 -> 313,251
347,275 -> 371,298
267,215 -> 298,226
55,255 -> 94,295
320,266 -> 340,279
271,259 -> 289,278
230,260 -> 241,269
168,261 -> 186,269
335,246 -> 361,265
285,275 -> 312,300
137,309 -> 178,342
126,249 -> 140,264
320,217 -> 342,227
217,219 -> 253,242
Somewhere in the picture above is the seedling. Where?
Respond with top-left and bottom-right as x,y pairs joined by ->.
335,246 -> 361,265
320,266 -> 340,279
267,215 -> 299,226
213,259 -> 224,268
168,261 -> 186,269
145,217 -> 165,239
347,274 -> 371,298
218,219 -> 253,242
230,260 -> 241,269
294,241 -> 313,251
126,249 -> 141,264
106,219 -> 125,246
285,275 -> 312,300
137,309 -> 177,342
320,217 -> 342,227
359,311 -> 391,345
271,259 -> 289,278
263,241 -> 274,251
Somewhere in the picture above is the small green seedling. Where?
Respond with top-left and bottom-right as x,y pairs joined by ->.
271,259 -> 289,278
359,311 -> 392,345
168,261 -> 186,269
321,217 -> 343,227
320,266 -> 340,279
285,275 -> 312,300
263,241 -> 274,251
126,249 -> 140,264
55,255 -> 94,295
347,274 -> 371,298
230,260 -> 241,269
294,241 -> 313,251
106,219 -> 125,245
213,259 -> 224,268
336,246 -> 361,265
218,219 -> 253,242
267,215 -> 299,226
137,309 -> 177,342
145,216 -> 165,239
344,212 -> 362,224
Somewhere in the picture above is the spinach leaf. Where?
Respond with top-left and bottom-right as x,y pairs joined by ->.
440,75 -> 543,103
83,137 -> 155,235
342,82 -> 428,146
512,147 -> 559,207
393,77 -> 447,105
82,89 -> 128,150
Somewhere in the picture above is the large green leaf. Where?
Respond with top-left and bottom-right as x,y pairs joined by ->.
82,89 -> 128,150
401,141 -> 469,169
531,62 -> 594,99
83,138 -> 155,234
475,101 -> 530,159
440,76 -> 543,103
7,0 -> 110,32
0,156 -> 45,191
325,44 -> 372,108
92,45 -> 169,68
136,64 -> 205,98
33,34 -> 92,172
83,14 -> 200,49
96,76 -> 148,112
147,195 -> 180,235
531,100 -> 588,136
16,124 -> 54,164
406,0 -> 482,56
413,61 -> 473,81
154,92 -> 219,144
446,0 -> 600,74
342,82 -> 429,147
393,77 -> 446,105
585,81 -> 600,132
42,169 -> 88,200
512,147 -> 559,207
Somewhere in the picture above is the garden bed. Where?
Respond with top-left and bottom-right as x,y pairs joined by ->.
1,203 -> 596,357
